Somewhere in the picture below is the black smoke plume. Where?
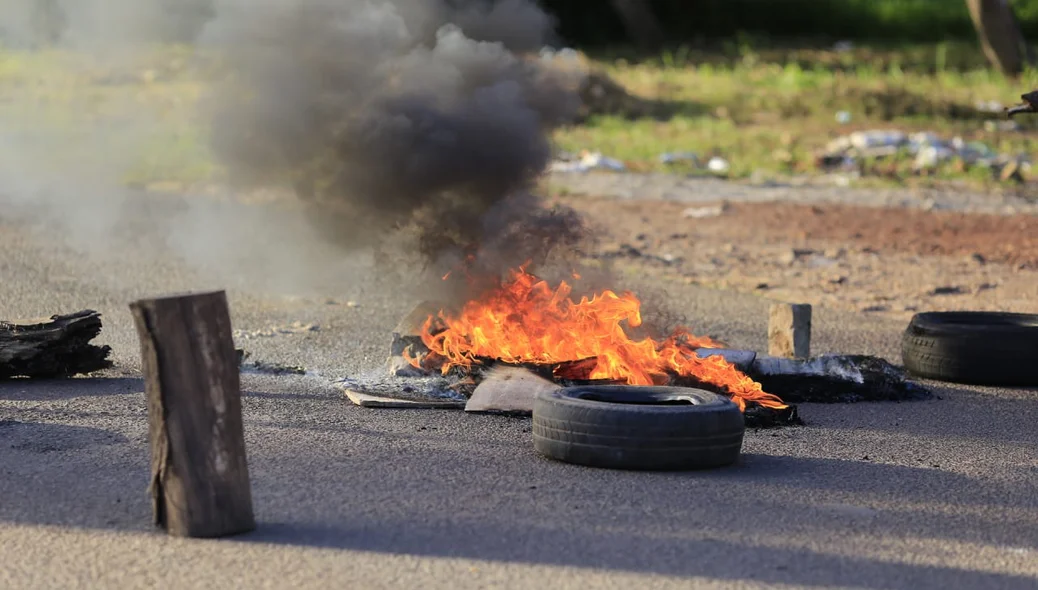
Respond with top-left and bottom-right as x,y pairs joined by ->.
205,0 -> 589,298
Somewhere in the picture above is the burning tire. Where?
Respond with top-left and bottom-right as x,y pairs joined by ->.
532,386 -> 744,471
901,312 -> 1038,386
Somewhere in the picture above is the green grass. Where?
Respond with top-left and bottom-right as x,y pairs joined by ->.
0,47 -> 218,190
556,42 -> 1038,188
1,42 -> 1036,191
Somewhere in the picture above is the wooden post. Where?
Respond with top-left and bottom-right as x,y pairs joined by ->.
129,291 -> 255,538
768,303 -> 812,359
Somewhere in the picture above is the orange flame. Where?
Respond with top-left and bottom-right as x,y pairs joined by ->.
413,266 -> 787,411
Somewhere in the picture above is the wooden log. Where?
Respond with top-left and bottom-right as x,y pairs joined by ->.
129,291 -> 255,538
768,303 -> 812,359
0,310 -> 112,379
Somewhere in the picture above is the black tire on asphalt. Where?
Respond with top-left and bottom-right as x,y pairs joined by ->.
901,311 -> 1038,386
532,385 -> 745,471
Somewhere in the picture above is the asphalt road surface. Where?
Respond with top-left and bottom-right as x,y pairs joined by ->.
2,193 -> 1037,589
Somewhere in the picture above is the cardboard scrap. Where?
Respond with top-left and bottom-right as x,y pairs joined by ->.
465,365 -> 560,415
342,388 -> 467,409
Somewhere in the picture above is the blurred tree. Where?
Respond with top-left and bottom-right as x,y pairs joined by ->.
966,0 -> 1033,75
610,0 -> 665,49
30,0 -> 66,46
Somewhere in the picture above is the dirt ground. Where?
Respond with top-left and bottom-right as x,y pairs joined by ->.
553,195 -> 1038,322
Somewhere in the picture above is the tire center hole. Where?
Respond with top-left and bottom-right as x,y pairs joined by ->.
578,393 -> 693,406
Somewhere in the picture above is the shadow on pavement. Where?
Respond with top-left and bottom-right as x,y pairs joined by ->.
231,449 -> 1038,588
802,382 -> 1038,445
0,420 -> 129,452
241,520 -> 1037,590
0,377 -> 143,401
3,377 -> 1036,588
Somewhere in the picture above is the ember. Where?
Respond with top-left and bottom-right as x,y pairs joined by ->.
408,266 -> 788,412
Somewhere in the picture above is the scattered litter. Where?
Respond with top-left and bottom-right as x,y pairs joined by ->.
656,151 -> 734,176
549,150 -> 626,173
999,157 -> 1028,182
243,360 -> 308,376
952,137 -> 997,166
707,156 -> 731,174
913,144 -> 955,170
818,128 -> 1031,180
975,100 -> 1005,114
234,321 -> 319,340
682,203 -> 728,219
325,299 -> 361,307
594,243 -> 681,266
835,110 -> 852,124
338,373 -> 468,407
929,285 -> 966,296
861,305 -> 890,313
816,153 -> 857,171
659,151 -> 701,165
343,389 -> 467,409
237,349 -> 309,376
807,254 -> 835,268
984,119 -> 1020,132
831,174 -> 854,187
853,130 -> 906,150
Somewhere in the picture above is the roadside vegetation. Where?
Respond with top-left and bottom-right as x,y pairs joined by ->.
559,40 -> 1038,190
1,37 -> 1036,193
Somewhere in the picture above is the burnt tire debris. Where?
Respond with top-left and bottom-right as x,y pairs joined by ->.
532,385 -> 744,471
746,355 -> 932,404
902,311 -> 1038,386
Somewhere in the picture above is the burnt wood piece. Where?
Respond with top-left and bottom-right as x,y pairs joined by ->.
1007,90 -> 1038,117
130,291 -> 255,538
0,310 -> 112,379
